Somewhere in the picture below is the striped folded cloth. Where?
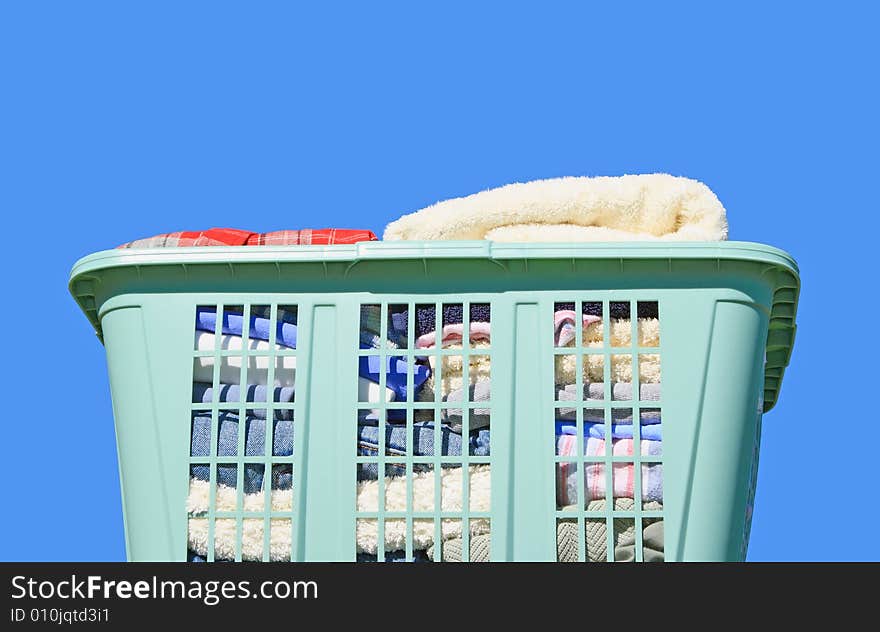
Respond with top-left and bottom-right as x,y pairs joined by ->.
117,227 -> 378,248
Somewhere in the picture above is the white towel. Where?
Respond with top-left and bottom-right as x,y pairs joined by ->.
193,332 -> 394,401
186,466 -> 491,559
384,174 -> 727,242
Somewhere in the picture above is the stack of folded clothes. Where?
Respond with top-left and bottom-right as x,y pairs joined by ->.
187,303 -> 434,562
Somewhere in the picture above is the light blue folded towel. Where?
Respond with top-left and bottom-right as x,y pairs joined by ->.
556,421 -> 662,441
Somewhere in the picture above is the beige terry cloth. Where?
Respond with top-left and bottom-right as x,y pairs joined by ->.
384,174 -> 727,242
415,317 -> 661,402
187,466 -> 491,560
428,499 -> 663,562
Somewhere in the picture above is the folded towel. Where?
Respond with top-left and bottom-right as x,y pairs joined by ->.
196,306 -> 298,349
118,227 -> 378,248
192,383 -> 294,419
556,421 -> 662,441
555,352 -> 661,385
413,304 -> 491,338
186,466 -> 491,559
561,317 -> 660,349
188,549 -> 431,563
441,380 -> 492,432
193,331 -> 297,386
556,382 -> 661,406
557,437 -> 663,504
194,331 -> 392,401
428,498 -> 664,562
558,498 -> 664,562
357,422 -> 490,480
436,380 -> 660,431
190,412 -> 293,494
614,520 -> 664,563
384,174 -> 727,242
413,322 -> 661,387
416,322 -> 492,349
555,311 -> 602,347
359,347 -> 430,400
415,342 -> 492,401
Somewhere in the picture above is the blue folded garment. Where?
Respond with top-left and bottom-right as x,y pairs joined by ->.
555,420 -> 662,441
192,383 -> 294,419
357,421 -> 490,481
196,306 -> 298,348
197,304 -> 428,401
359,345 -> 431,401
191,412 -> 293,493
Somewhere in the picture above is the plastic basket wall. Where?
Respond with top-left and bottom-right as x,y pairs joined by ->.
69,242 -> 799,562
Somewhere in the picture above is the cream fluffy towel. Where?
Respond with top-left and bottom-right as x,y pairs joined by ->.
415,318 -> 661,402
187,466 -> 491,560
383,174 -> 727,242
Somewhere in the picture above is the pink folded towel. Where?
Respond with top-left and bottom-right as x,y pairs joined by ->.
557,436 -> 663,504
415,322 -> 492,349
554,311 -> 602,347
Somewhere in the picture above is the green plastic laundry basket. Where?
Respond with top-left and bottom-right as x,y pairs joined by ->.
69,241 -> 799,562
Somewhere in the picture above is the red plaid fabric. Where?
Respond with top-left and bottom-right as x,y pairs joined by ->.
245,229 -> 378,246
118,227 -> 378,249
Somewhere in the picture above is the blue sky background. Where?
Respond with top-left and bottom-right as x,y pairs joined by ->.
1,2 -> 877,561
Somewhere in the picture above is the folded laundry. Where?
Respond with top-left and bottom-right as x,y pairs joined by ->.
441,380 -> 491,432
189,465 -> 660,560
556,382 -> 661,405
555,302 -> 659,320
614,519 -> 664,563
358,347 -> 430,400
555,421 -> 662,441
187,466 -> 491,557
427,498 -> 664,562
357,422 -> 490,480
194,331 -> 393,400
416,343 -> 492,403
556,437 -> 663,504
196,306 -> 298,349
383,174 -> 727,242
417,334 -> 661,387
558,498 -> 664,562
413,304 -> 492,339
188,549 -> 431,563
360,305 -> 409,349
558,317 -> 660,349
555,311 -> 602,347
436,380 -> 661,430
193,331 -> 297,387
118,227 -> 378,248
192,383 -> 294,419
415,322 -> 491,349
190,412 -> 293,493
555,351 -> 661,385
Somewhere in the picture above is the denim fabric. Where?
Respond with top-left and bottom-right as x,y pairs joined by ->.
192,383 -> 294,419
196,306 -> 298,348
357,422 -> 490,480
190,412 -> 293,492
358,345 -> 430,400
